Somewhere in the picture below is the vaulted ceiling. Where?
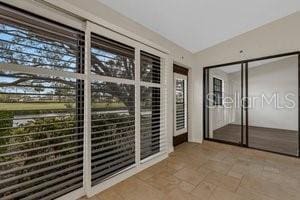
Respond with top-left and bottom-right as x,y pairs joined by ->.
97,0 -> 300,53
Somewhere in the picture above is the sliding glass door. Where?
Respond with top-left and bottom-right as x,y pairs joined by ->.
204,64 -> 244,145
247,55 -> 299,156
204,52 -> 300,157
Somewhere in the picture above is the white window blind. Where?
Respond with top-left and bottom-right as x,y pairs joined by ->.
0,5 -> 84,200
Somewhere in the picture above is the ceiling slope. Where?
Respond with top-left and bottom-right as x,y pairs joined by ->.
97,0 -> 300,53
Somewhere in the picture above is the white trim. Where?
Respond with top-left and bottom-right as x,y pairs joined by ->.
89,22 -> 139,49
42,0 -> 169,55
1,0 -> 84,31
140,151 -> 166,164
140,44 -> 168,59
162,58 -> 169,152
135,47 -> 141,168
83,21 -> 92,197
0,63 -> 85,80
187,69 -> 193,142
140,81 -> 161,88
90,74 -> 135,85
166,57 -> 174,153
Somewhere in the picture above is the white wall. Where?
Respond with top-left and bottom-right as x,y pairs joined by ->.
246,56 -> 298,130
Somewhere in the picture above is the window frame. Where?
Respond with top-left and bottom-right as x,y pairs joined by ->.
213,77 -> 223,106
84,21 -> 168,197
0,2 -> 170,199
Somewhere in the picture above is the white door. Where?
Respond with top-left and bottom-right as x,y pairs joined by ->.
174,73 -> 188,136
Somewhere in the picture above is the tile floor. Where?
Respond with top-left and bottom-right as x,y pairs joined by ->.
81,141 -> 300,200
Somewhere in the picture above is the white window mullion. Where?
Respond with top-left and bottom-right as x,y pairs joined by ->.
0,63 -> 85,81
135,48 -> 141,166
90,74 -> 135,85
140,81 -> 161,88
83,22 -> 92,197
161,58 -> 168,152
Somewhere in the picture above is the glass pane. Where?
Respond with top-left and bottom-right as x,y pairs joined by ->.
0,21 -> 82,73
140,86 -> 161,160
0,71 -> 83,199
140,51 -> 161,84
206,64 -> 243,144
176,78 -> 186,131
91,34 -> 135,79
247,55 -> 298,156
91,81 -> 135,185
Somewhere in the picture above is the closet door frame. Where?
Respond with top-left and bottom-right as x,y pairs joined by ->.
203,51 -> 300,158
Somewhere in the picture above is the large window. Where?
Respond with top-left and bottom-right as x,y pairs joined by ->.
0,5 -> 84,200
0,4 -> 167,199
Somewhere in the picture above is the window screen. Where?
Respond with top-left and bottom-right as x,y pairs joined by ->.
0,5 -> 84,200
90,33 -> 135,185
213,77 -> 223,106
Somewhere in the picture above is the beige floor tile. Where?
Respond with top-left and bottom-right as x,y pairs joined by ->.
116,178 -> 165,200
209,187 -> 242,200
202,160 -> 232,175
165,159 -> 187,171
97,189 -> 124,200
203,171 -> 241,192
178,181 -> 195,193
146,172 -> 181,193
236,186 -> 275,200
240,175 -> 299,200
174,168 -> 206,185
191,181 -> 216,199
89,142 -> 300,200
79,196 -> 100,200
227,171 -> 244,180
197,166 -> 212,177
162,188 -> 201,200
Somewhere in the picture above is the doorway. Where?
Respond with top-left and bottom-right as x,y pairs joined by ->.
173,65 -> 188,146
203,52 -> 300,157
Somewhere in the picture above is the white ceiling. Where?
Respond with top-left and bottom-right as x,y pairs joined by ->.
97,0 -> 300,53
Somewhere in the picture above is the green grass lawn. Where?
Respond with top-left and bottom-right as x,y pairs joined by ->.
0,102 -> 125,111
